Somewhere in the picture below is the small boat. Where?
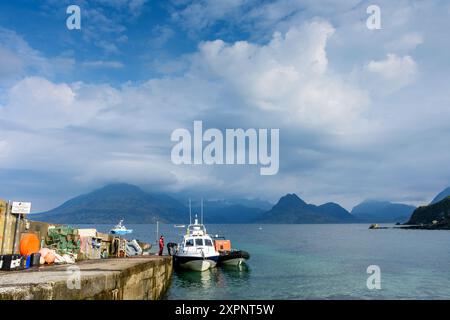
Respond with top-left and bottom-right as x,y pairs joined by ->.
172,216 -> 219,272
110,220 -> 133,235
169,199 -> 219,272
214,237 -> 250,266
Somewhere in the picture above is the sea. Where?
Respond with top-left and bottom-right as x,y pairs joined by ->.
81,223 -> 450,300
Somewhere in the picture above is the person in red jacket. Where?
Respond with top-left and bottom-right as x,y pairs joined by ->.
159,235 -> 164,256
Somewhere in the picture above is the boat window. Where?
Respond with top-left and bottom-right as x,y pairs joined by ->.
204,239 -> 213,246
195,238 -> 203,246
185,239 -> 194,247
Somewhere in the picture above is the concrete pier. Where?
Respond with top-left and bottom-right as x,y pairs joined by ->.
0,256 -> 172,300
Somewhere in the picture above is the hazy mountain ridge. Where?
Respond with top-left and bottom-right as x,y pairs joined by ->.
257,194 -> 357,223
350,200 -> 416,223
31,183 -> 270,224
31,184 -> 450,224
32,184 -> 187,224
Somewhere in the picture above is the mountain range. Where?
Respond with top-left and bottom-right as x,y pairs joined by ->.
30,183 -> 450,224
31,184 -> 187,224
258,194 -> 356,223
350,200 -> 416,223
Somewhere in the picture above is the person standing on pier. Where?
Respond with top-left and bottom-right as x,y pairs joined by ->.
159,235 -> 164,255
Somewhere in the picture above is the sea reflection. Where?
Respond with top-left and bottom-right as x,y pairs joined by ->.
172,264 -> 251,295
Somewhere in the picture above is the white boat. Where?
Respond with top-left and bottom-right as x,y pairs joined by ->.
110,219 -> 133,235
173,217 -> 219,271
170,200 -> 219,272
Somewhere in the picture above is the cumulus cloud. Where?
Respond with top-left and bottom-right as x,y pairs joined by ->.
365,53 -> 418,90
2,0 -> 450,211
0,20 -> 373,209
193,21 -> 369,132
385,33 -> 423,52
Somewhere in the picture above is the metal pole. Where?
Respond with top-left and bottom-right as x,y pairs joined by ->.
156,220 -> 159,247
201,198 -> 203,224
12,212 -> 21,254
1,200 -> 10,254
189,198 -> 192,224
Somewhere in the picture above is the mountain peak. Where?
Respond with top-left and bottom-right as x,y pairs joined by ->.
32,183 -> 186,224
97,183 -> 143,192
258,194 -> 356,223
430,186 -> 450,204
277,193 -> 307,207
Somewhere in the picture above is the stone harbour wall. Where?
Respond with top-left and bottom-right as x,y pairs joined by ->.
0,256 -> 172,300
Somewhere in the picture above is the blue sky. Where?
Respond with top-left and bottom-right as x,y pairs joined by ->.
1,0 -> 450,212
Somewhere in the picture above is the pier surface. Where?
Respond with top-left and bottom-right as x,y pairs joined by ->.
0,256 -> 172,300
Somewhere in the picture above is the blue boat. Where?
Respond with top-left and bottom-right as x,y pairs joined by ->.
110,220 -> 133,235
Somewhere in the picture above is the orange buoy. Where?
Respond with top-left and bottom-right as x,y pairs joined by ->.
39,248 -> 50,258
20,233 -> 40,256
44,252 -> 55,264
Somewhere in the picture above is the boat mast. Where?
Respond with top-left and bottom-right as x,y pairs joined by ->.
201,198 -> 203,224
189,198 -> 192,225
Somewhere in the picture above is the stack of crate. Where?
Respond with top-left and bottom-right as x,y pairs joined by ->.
46,226 -> 80,254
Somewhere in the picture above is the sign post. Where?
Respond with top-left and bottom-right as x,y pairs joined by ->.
11,201 -> 32,254
11,202 -> 32,215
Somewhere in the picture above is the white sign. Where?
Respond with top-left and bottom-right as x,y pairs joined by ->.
11,201 -> 32,214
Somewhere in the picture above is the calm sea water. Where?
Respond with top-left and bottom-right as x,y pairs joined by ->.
80,223 -> 450,299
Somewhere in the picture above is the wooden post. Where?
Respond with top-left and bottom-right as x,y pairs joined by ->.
12,213 -> 21,254
1,200 -> 10,254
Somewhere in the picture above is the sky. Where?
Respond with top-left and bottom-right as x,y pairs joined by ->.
0,0 -> 450,212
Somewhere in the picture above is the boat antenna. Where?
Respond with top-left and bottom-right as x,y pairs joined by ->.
189,198 -> 192,225
201,198 -> 203,224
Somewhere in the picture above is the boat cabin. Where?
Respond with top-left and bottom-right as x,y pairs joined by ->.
179,218 -> 217,254
183,237 -> 214,248
187,223 -> 206,236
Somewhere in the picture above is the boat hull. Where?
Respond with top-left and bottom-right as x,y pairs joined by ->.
218,250 -> 250,266
174,255 -> 219,272
221,257 -> 246,266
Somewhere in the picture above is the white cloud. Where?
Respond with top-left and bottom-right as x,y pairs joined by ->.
0,27 -> 75,85
385,33 -> 423,52
172,0 -> 249,31
82,60 -> 124,69
149,25 -> 175,48
193,21 -> 369,132
0,20 -> 372,203
2,0 -> 450,209
365,53 -> 417,89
